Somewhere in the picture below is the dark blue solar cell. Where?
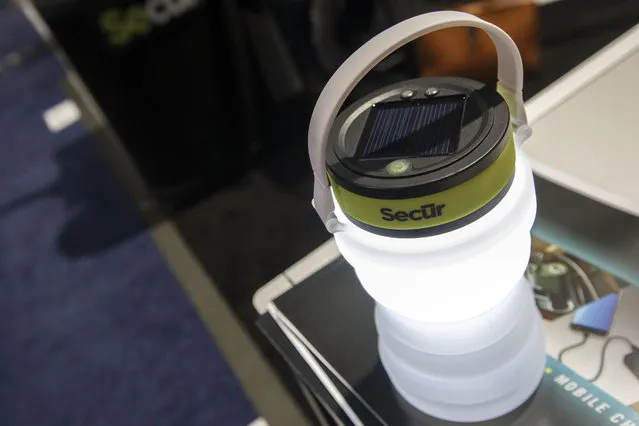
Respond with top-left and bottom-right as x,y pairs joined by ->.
357,96 -> 466,159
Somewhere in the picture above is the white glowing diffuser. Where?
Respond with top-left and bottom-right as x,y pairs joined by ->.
307,11 -> 545,423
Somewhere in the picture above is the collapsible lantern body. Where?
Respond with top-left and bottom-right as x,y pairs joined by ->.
328,76 -> 544,421
308,12 -> 545,423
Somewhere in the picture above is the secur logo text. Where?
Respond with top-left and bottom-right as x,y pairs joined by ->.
381,203 -> 446,222
99,0 -> 202,47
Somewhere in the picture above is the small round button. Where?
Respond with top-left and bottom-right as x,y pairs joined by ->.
425,87 -> 439,97
385,159 -> 413,176
400,90 -> 415,99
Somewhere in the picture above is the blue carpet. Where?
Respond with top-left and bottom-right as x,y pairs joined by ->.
0,9 -> 256,426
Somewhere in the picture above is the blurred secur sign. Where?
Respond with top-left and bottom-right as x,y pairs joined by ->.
97,0 -> 203,48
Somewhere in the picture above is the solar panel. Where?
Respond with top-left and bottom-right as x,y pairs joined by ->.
357,96 -> 466,160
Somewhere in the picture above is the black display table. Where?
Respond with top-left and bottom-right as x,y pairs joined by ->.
259,258 -> 639,426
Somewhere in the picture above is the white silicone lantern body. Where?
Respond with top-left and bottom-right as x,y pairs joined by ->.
308,12 -> 545,423
333,146 -> 545,422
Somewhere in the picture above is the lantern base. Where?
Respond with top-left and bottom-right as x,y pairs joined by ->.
376,278 -> 546,422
